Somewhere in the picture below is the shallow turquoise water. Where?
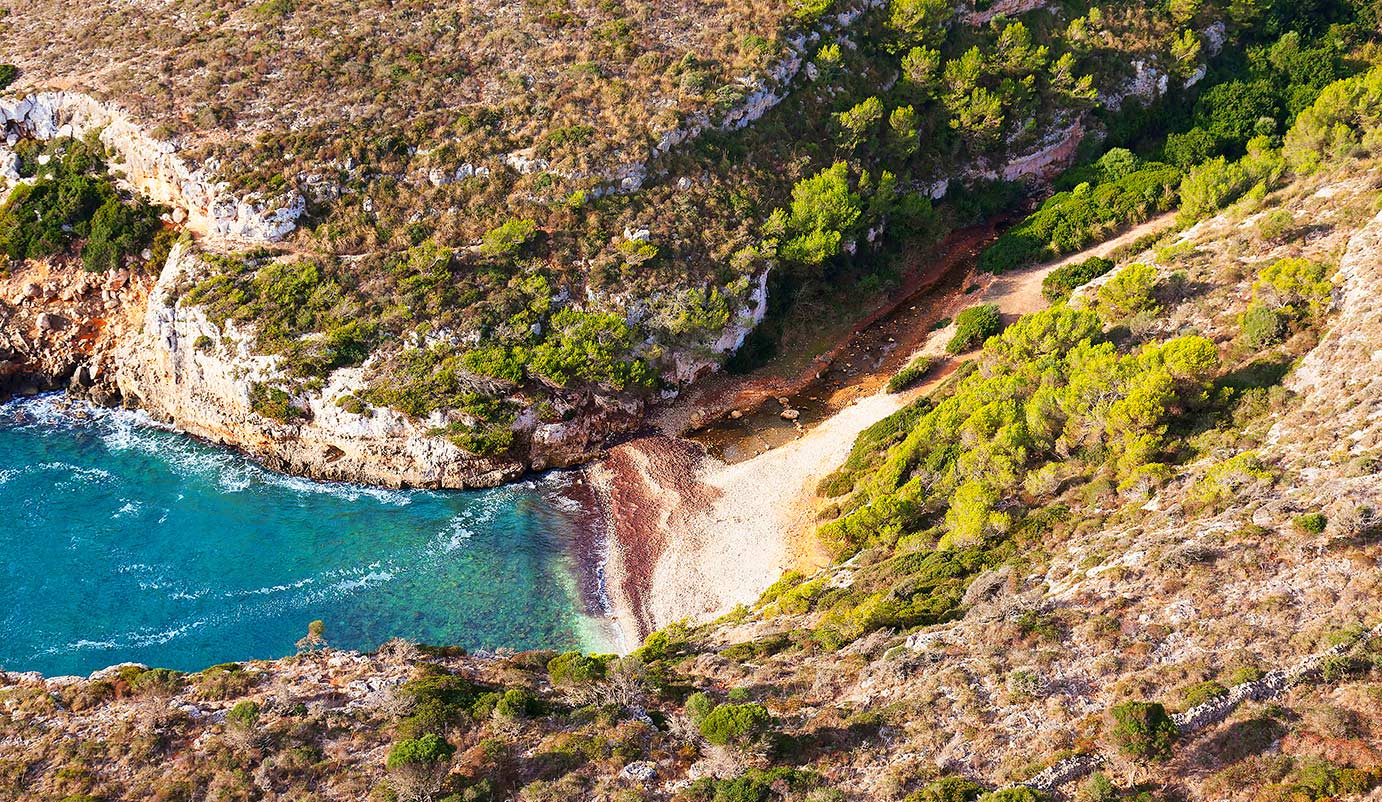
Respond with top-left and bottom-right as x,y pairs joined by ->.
0,396 -> 616,677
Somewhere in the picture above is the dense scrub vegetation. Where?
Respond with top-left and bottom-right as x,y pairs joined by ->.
794,65 -> 1382,654
11,0 -> 1373,454
0,136 -> 169,273
980,7 -> 1373,273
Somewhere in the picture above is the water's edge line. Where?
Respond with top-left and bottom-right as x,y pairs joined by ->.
1,391 -> 626,676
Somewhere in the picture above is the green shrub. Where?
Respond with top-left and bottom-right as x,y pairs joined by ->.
387,733 -> 456,800
916,775 -> 984,802
227,700 -> 261,730
1253,257 -> 1331,317
1096,263 -> 1159,322
254,0 -> 296,15
1109,700 -> 1177,762
1162,127 -> 1218,169
698,702 -> 772,745
248,382 -> 305,422
1283,66 -> 1382,174
977,789 -> 1044,802
1075,772 -> 1117,802
479,219 -> 538,258
634,623 -> 689,663
1318,654 -> 1367,683
529,308 -> 655,390
396,666 -> 478,732
1181,680 -> 1228,707
131,667 -> 184,697
0,64 -> 17,89
1042,256 -> 1113,302
887,356 -> 934,393
494,688 -> 538,720
1240,302 -> 1285,348
0,137 -> 163,271
546,651 -> 607,686
1177,137 -> 1283,223
979,163 -> 1180,273
685,691 -> 715,723
946,304 -> 1002,353
1256,209 -> 1295,242
192,662 -> 256,700
1227,665 -> 1265,685
1293,512 -> 1327,533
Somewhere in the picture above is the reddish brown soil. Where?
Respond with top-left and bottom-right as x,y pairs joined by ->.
663,221 -> 1001,440
594,436 -> 717,643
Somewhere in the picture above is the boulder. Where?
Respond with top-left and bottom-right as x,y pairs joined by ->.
36,312 -> 65,332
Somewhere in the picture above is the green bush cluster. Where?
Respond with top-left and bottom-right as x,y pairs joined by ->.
887,356 -> 934,393
1240,302 -> 1285,348
1109,700 -> 1177,763
0,137 -> 165,272
1181,680 -> 1228,707
682,768 -> 820,802
1042,256 -> 1113,303
946,304 -> 1003,354
980,157 -> 1180,273
820,303 -> 1220,559
1284,66 -> 1382,174
546,651 -> 610,686
908,775 -> 984,802
1095,263 -> 1160,323
1293,512 -> 1327,533
696,701 -> 773,745
248,382 -> 306,422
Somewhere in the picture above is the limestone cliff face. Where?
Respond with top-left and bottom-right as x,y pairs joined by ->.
0,92 -> 303,243
110,242 -> 525,488
108,242 -> 652,488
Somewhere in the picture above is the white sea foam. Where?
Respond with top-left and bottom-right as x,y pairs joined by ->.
37,462 -> 113,484
435,517 -> 475,553
5,394 -> 421,507
38,619 -> 207,656
333,570 -> 396,592
227,575 -> 317,598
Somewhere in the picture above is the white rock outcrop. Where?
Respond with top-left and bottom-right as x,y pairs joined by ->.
112,242 -> 526,488
0,92 -> 304,243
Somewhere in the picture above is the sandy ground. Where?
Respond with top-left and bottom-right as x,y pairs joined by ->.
595,213 -> 1179,646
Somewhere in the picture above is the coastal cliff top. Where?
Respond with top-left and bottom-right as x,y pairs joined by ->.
0,0 -> 795,179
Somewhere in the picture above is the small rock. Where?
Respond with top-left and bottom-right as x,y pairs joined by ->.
171,207 -> 188,224
22,283 -> 41,299
729,409 -> 743,419
36,312 -> 64,332
620,761 -> 657,782
781,408 -> 800,421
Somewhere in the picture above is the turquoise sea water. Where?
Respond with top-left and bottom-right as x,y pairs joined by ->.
0,395 -> 616,677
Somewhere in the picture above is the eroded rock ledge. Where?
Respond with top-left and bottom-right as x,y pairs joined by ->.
0,91 -> 304,244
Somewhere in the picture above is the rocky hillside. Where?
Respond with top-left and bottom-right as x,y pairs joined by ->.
5,67 -> 1382,800
7,0 -> 1364,485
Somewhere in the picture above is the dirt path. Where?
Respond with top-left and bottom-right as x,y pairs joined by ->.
594,214 -> 1179,644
